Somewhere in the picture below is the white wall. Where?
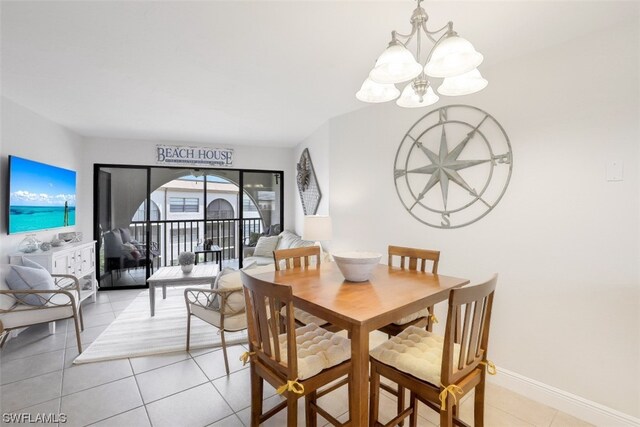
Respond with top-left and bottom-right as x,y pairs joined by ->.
294,21 -> 640,418
79,137 -> 295,235
0,98 -> 86,262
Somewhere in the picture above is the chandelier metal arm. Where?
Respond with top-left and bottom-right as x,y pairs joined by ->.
422,29 -> 453,67
357,1 -> 486,108
423,21 -> 453,36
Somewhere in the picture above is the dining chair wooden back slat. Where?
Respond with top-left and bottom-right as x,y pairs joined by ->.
241,271 -> 297,377
273,246 -> 321,271
240,270 -> 352,426
442,275 -> 497,385
370,274 -> 498,427
388,245 -> 440,274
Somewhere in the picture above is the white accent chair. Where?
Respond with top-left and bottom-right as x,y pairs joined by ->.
0,263 -> 85,352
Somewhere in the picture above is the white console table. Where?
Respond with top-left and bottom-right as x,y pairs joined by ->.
10,240 -> 98,305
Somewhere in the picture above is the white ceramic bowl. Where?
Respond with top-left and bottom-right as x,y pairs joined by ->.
333,251 -> 382,282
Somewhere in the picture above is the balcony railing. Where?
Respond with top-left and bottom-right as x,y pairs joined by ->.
130,218 -> 263,267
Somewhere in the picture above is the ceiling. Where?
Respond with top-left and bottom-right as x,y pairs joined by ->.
1,1 -> 636,147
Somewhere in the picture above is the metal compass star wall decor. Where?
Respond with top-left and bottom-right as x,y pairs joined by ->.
394,105 -> 512,229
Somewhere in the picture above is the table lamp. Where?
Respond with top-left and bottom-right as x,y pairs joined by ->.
303,215 -> 332,257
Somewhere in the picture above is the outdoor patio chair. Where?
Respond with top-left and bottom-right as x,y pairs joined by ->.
0,263 -> 85,352
184,286 -> 246,375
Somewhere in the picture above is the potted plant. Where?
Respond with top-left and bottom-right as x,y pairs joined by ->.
178,251 -> 196,273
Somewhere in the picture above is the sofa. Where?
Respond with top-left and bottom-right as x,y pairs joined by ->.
243,230 -> 315,266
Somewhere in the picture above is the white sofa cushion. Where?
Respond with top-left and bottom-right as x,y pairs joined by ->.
278,323 -> 351,380
276,230 -> 314,250
369,325 -> 461,385
253,236 -> 280,257
393,308 -> 430,325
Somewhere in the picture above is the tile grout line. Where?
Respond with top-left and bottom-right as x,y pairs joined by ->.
128,358 -> 154,427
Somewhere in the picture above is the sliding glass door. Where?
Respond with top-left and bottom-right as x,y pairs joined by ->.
94,165 -> 284,289
95,166 -> 150,289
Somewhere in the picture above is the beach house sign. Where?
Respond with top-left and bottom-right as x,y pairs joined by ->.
155,145 -> 234,167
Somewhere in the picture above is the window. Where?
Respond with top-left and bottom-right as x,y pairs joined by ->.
170,197 -> 199,213
132,200 -> 161,221
207,198 -> 235,219
242,195 -> 259,212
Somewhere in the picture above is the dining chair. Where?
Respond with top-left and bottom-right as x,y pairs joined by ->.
376,246 -> 441,422
273,246 -> 321,271
369,275 -> 498,427
184,286 -> 246,375
240,270 -> 352,427
378,245 -> 441,337
272,247 -> 341,333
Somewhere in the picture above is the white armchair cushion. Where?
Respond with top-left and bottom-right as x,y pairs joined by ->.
393,308 -> 430,325
278,323 -> 351,380
1,305 -> 74,329
191,305 -> 247,331
369,325 -> 461,385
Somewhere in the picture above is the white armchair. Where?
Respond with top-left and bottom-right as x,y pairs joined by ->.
184,287 -> 246,375
0,264 -> 85,352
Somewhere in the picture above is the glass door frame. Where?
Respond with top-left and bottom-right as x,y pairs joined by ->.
93,163 -> 285,289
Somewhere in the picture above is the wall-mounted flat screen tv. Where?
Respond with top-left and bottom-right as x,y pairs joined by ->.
8,156 -> 77,234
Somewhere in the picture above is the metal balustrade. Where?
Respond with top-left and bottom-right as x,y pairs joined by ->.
129,218 -> 263,267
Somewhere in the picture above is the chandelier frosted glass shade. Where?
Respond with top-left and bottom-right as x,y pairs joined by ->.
438,69 -> 488,96
369,43 -> 423,84
396,84 -> 439,108
356,78 -> 400,103
425,35 -> 484,78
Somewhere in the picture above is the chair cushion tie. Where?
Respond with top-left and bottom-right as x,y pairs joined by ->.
429,313 -> 438,324
277,379 -> 305,395
239,351 -> 255,366
439,384 -> 463,410
479,360 -> 497,375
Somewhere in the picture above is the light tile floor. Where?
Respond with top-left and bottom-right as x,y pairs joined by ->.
0,289 -> 594,427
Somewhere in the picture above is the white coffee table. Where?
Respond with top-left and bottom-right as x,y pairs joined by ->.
147,264 -> 219,316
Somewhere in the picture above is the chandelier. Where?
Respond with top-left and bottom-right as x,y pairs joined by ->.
356,0 -> 487,108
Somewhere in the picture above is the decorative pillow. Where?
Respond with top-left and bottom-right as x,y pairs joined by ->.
248,232 -> 261,247
6,264 -> 55,306
21,257 -> 46,270
118,227 -> 133,244
209,267 -> 237,310
253,236 -> 280,257
121,242 -> 140,260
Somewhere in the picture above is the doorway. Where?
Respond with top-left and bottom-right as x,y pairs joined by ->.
94,165 -> 284,289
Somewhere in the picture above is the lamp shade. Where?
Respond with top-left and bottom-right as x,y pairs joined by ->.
369,43 -> 423,84
356,78 -> 400,103
303,216 -> 332,241
437,68 -> 488,96
425,35 -> 483,78
396,84 -> 439,108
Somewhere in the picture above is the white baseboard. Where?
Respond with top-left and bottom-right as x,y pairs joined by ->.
489,367 -> 640,427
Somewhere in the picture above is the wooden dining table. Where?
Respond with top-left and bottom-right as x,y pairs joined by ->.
251,261 -> 469,426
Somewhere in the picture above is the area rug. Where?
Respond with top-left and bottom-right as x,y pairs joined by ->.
74,287 -> 247,364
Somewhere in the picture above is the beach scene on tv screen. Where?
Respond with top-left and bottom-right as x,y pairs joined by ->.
9,156 -> 76,234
